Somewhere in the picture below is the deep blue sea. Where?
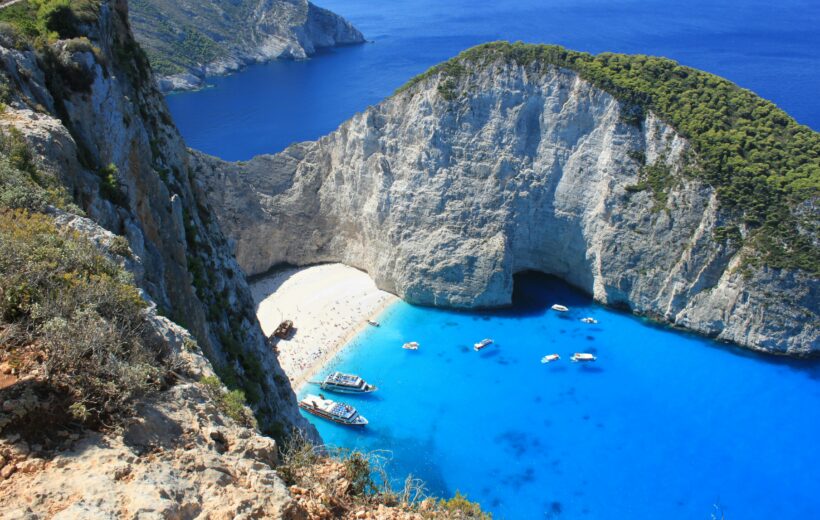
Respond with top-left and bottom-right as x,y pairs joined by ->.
301,274 -> 820,519
166,0 -> 820,161
165,1 -> 820,518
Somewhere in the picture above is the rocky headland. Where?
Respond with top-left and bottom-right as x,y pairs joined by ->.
129,0 -> 365,92
196,43 -> 819,356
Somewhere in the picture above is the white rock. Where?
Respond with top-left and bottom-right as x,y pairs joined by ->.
196,60 -> 818,355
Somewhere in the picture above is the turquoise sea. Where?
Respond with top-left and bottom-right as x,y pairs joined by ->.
164,1 -> 820,518
300,274 -> 820,519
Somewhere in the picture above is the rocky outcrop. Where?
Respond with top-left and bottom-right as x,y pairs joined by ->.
0,300 -> 299,519
129,0 -> 365,92
196,57 -> 819,355
0,0 -> 313,435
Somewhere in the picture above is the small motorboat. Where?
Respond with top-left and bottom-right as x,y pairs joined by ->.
581,317 -> 598,324
299,394 -> 368,426
402,341 -> 419,350
318,371 -> 377,394
541,354 -> 560,364
367,319 -> 381,327
571,353 -> 597,362
551,304 -> 569,312
474,338 -> 493,351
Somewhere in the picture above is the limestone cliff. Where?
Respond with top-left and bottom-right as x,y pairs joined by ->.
0,0 -> 312,436
196,46 -> 819,356
129,0 -> 365,92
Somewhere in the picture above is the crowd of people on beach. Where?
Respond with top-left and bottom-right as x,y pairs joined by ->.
251,265 -> 397,389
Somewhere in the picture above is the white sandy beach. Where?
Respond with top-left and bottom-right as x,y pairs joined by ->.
251,263 -> 398,391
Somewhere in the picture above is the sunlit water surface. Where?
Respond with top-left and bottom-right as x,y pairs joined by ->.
300,275 -> 819,519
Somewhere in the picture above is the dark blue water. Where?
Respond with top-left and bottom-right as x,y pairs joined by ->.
301,274 -> 820,519
167,0 -> 820,161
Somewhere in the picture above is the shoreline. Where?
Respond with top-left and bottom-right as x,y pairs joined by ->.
250,263 -> 399,393
291,295 -> 396,393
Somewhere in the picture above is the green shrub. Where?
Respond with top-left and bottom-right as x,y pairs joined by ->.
109,234 -> 132,258
98,162 -> 128,205
0,0 -> 101,44
0,129 -> 78,212
0,209 -> 167,432
277,428 -> 321,485
63,36 -> 94,54
200,375 -> 257,427
438,491 -> 491,518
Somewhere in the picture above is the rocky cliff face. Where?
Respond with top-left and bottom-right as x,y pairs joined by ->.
0,0 -> 312,436
195,58 -> 819,356
129,0 -> 365,92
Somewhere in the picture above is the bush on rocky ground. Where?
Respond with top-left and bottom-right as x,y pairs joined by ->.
0,128 -> 170,439
278,430 -> 491,519
0,209 -> 170,437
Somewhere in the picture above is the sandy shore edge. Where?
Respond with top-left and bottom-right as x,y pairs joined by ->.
250,263 -> 399,393
291,295 -> 396,392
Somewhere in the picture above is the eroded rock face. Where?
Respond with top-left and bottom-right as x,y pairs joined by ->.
0,344 -> 300,519
0,0 -> 313,435
130,0 -> 365,92
196,60 -> 818,355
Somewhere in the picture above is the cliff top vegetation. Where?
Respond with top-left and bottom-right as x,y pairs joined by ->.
0,0 -> 100,45
398,42 -> 820,274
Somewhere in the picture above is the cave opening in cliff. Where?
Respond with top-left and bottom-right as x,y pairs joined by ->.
511,271 -> 594,315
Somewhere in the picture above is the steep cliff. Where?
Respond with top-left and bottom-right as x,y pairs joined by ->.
129,0 -> 365,92
196,43 -> 819,356
0,0 -> 312,437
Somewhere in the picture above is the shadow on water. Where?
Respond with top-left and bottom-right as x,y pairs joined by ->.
506,272 -> 820,380
364,426 -> 452,498
494,429 -> 543,457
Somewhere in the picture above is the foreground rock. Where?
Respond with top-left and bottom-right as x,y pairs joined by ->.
130,0 -> 365,92
0,353 -> 297,519
196,46 -> 818,356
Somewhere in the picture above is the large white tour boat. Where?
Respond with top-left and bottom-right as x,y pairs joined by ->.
298,394 -> 369,426
318,372 -> 377,393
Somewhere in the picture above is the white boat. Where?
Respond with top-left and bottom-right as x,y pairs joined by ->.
298,394 -> 368,426
551,304 -> 569,312
367,319 -> 380,327
473,338 -> 493,351
318,371 -> 377,394
402,341 -> 419,350
580,317 -> 598,324
571,353 -> 597,362
541,354 -> 561,364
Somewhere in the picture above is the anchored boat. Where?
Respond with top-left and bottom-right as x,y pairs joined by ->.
474,338 -> 493,351
367,319 -> 381,327
402,341 -> 419,350
581,317 -> 598,324
571,353 -> 597,362
541,354 -> 560,364
318,371 -> 376,394
298,394 -> 368,426
551,304 -> 569,312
